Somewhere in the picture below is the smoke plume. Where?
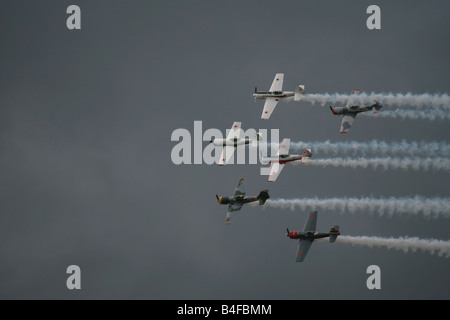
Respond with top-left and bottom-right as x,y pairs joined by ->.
334,235 -> 450,258
297,157 -> 450,172
301,92 -> 450,110
265,197 -> 450,219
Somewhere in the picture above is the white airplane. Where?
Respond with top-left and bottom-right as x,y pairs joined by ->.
210,122 -> 262,165
253,73 -> 305,119
260,138 -> 312,182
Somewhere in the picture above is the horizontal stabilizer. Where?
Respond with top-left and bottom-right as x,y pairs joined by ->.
329,225 -> 340,243
294,85 -> 305,101
371,101 -> 383,113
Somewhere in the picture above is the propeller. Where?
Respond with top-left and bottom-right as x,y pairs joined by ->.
286,228 -> 290,235
329,106 -> 337,115
216,194 -> 219,201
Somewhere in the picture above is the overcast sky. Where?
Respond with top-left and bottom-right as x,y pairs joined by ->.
0,0 -> 449,299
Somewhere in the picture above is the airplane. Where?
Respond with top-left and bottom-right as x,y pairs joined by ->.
260,138 -> 312,182
216,178 -> 269,224
330,89 -> 382,133
286,211 -> 340,262
210,122 -> 262,165
253,73 -> 305,119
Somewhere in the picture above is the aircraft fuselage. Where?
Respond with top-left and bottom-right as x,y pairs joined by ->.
287,231 -> 334,240
253,91 -> 294,100
330,102 -> 382,115
268,154 -> 303,164
330,105 -> 372,115
211,138 -> 252,147
217,195 -> 258,205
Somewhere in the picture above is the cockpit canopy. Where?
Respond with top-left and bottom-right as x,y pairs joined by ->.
272,91 -> 283,95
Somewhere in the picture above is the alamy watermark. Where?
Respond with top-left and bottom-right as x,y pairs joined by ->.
170,121 -> 280,175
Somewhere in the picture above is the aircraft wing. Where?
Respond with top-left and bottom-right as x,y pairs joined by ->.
345,89 -> 361,108
226,122 -> 242,140
225,203 -> 243,224
261,98 -> 279,119
218,146 -> 236,165
340,114 -> 357,133
303,211 -> 318,232
268,162 -> 285,182
296,239 -> 313,262
269,73 -> 284,92
276,138 -> 291,156
233,178 -> 245,197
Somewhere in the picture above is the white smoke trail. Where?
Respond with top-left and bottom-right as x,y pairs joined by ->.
334,236 -> 450,258
360,109 -> 450,121
265,197 -> 450,219
284,140 -> 450,157
297,157 -> 450,172
301,92 -> 450,110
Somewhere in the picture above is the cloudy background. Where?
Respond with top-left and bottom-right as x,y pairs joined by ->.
0,0 -> 449,299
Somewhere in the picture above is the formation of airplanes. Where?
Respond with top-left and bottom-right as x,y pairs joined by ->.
212,73 -> 382,262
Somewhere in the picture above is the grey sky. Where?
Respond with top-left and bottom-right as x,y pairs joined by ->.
0,1 -> 449,299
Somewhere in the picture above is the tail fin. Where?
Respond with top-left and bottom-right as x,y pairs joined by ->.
371,101 -> 382,113
300,148 -> 312,163
329,225 -> 340,243
294,85 -> 305,93
294,85 -> 305,101
257,190 -> 270,205
300,148 -> 312,157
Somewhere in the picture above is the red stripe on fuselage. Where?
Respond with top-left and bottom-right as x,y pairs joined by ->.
279,158 -> 300,164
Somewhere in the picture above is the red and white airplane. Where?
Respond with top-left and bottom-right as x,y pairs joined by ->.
253,73 -> 305,119
260,138 -> 312,182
